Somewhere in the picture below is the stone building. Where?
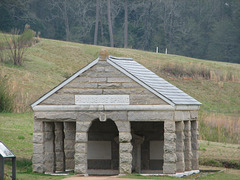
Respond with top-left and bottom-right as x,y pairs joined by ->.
31,51 -> 201,175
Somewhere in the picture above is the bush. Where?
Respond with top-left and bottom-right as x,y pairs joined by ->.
0,74 -> 13,112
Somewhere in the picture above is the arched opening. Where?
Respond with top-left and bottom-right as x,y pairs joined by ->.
87,119 -> 119,175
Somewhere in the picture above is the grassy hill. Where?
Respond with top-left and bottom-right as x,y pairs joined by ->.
0,33 -> 240,179
0,34 -> 239,143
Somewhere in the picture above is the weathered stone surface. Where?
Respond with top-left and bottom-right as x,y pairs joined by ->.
35,112 -> 76,120
119,132 -> 132,142
175,121 -> 184,132
41,94 -> 75,105
64,150 -> 74,158
64,140 -> 75,149
65,159 -> 75,170
64,122 -> 76,130
33,144 -> 44,154
164,142 -> 176,153
78,113 -> 98,121
76,121 -> 92,132
44,132 -> 53,141
164,152 -> 177,163
176,161 -> 185,172
107,77 -> 133,83
120,163 -> 132,174
64,131 -> 75,140
190,111 -> 198,120
75,143 -> 87,153
192,158 -> 199,170
62,88 -> 103,94
115,121 -> 130,132
74,163 -> 87,174
75,132 -> 88,143
33,120 -> 44,132
33,133 -> 44,143
176,152 -> 184,161
98,83 -> 122,89
120,152 -> 132,164
75,153 -> 87,164
120,143 -> 133,153
55,162 -> 64,171
163,163 -> 176,174
164,121 -> 175,133
184,121 -> 191,131
164,133 -> 176,142
175,111 -> 191,121
107,111 -> 127,121
185,161 -> 192,171
55,152 -> 64,161
33,164 -> 44,173
128,111 -> 173,121
176,140 -> 184,151
122,82 -> 141,88
44,152 -> 54,163
32,154 -> 44,164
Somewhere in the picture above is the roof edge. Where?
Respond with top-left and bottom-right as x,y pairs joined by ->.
31,58 -> 99,108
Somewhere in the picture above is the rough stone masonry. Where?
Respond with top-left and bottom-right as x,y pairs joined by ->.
31,50 -> 201,175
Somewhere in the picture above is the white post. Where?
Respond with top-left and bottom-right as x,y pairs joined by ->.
156,47 -> 159,53
165,48 -> 168,54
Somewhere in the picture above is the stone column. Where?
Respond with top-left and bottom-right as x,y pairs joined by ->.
119,132 -> 132,174
184,121 -> 192,171
75,121 -> 91,174
64,122 -> 76,170
191,120 -> 199,170
32,119 -> 44,173
175,121 -> 185,172
44,122 -> 55,173
54,122 -> 65,172
163,121 -> 177,174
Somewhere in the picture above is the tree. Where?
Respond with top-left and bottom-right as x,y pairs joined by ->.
94,0 -> 100,45
107,0 -> 114,47
124,0 -> 128,48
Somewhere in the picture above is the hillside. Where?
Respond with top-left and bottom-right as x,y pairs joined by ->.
0,35 -> 240,143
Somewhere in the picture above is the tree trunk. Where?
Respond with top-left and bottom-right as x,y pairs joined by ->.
94,0 -> 100,45
107,0 -> 114,47
124,0 -> 128,48
63,0 -> 70,41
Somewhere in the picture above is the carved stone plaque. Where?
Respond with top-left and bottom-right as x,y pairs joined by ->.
75,95 -> 129,105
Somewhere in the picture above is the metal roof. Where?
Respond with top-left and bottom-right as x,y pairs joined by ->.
108,56 -> 201,106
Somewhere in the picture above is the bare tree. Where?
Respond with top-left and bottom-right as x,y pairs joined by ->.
107,0 -> 114,47
94,0 -> 100,45
124,0 -> 128,48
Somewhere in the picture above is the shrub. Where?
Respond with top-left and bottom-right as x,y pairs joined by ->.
0,74 -> 13,112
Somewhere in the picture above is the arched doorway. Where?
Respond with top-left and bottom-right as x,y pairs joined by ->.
87,119 -> 119,175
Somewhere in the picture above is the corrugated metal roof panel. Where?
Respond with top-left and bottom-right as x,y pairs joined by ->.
108,56 -> 201,105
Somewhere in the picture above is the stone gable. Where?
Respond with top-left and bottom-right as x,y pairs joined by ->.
40,61 -> 169,105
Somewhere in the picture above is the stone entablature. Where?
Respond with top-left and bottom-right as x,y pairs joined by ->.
32,52 -> 200,175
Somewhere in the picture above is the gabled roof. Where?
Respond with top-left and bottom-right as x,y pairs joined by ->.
31,55 -> 201,108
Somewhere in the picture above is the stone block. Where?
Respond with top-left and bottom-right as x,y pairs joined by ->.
164,121 -> 175,133
164,142 -> 176,153
185,161 -> 192,171
44,162 -> 54,173
65,159 -> 75,170
128,111 -> 173,121
120,152 -> 132,164
32,164 -> 44,173
175,111 -> 190,121
176,152 -> 184,161
191,142 -> 199,150
190,111 -> 198,120
64,140 -> 75,149
76,121 -> 92,132
44,123 -> 54,132
176,141 -> 184,151
33,120 -> 44,132
120,163 -> 132,174
192,159 -> 199,170
107,111 -> 127,121
64,122 -> 76,130
55,142 -> 63,152
104,65 -> 117,72
115,121 -> 130,132
35,112 -> 77,120
45,141 -> 54,152
75,132 -> 88,143
176,161 -> 185,172
119,132 -> 132,143
98,83 -> 122,89
32,154 -> 44,164
41,94 -> 75,105
64,131 -> 75,140
33,144 -> 44,154
44,152 -> 54,163
55,152 -> 64,162
107,77 -> 133,83
120,143 -> 133,153
122,82 -> 141,88
163,163 -> 176,174
75,143 -> 87,153
55,162 -> 64,171
164,133 -> 176,142
44,132 -> 53,141
192,150 -> 199,159
62,88 -> 103,94
175,121 -> 184,132
33,133 -> 44,143
184,121 -> 191,131
164,152 -> 177,163
78,113 -> 98,121
75,153 -> 87,164
65,150 -> 74,159
74,163 -> 87,174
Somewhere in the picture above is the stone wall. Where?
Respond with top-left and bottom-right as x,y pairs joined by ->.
40,61 -> 168,106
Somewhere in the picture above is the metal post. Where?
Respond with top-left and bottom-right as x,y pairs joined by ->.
0,156 -> 4,180
12,157 -> 16,180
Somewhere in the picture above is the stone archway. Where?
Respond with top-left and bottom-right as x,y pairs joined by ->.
87,119 -> 119,175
